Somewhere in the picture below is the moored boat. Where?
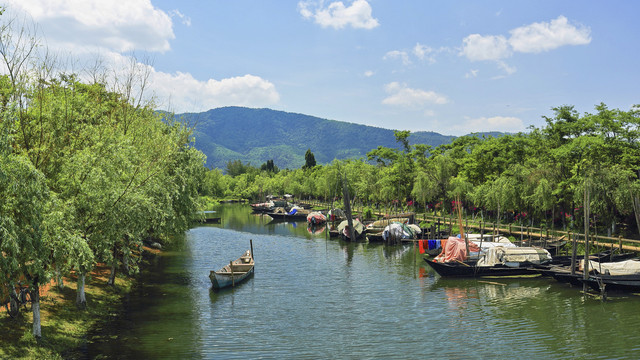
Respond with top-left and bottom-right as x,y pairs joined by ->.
209,242 -> 255,290
424,236 -> 551,278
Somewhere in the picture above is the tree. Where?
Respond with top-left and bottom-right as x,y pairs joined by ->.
303,149 -> 316,169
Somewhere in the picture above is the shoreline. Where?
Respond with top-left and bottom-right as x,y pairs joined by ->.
0,247 -> 160,359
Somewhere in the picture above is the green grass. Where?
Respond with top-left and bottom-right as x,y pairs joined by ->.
0,267 -> 133,359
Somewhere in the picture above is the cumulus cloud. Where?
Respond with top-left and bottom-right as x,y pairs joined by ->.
383,50 -> 411,66
382,82 -> 448,107
461,34 -> 511,62
364,70 -> 374,77
3,1 -> 280,113
413,43 -> 437,64
461,116 -> 525,133
461,16 -> 591,62
298,0 -> 379,29
151,71 -> 280,112
6,0 -> 174,53
508,15 -> 591,53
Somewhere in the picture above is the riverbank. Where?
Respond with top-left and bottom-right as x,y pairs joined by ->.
0,249 -> 159,359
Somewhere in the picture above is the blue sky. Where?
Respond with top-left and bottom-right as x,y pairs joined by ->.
5,0 -> 639,135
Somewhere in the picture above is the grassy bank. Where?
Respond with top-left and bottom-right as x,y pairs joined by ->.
0,263 -> 139,359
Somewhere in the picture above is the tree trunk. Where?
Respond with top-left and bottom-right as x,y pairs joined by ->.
55,265 -> 64,290
76,273 -> 87,309
108,245 -> 117,286
8,289 -> 18,317
632,193 -> 640,236
32,283 -> 41,338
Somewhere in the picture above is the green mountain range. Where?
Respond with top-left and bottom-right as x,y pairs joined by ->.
177,106 -> 459,170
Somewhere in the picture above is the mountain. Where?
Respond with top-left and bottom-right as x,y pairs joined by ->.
177,106 -> 458,170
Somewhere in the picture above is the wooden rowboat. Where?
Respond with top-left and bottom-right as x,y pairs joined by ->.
209,241 -> 254,290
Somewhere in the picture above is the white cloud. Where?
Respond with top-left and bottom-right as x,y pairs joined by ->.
461,116 -> 525,133
169,9 -> 192,27
298,0 -> 379,30
496,60 -> 516,75
382,82 -> 448,107
151,71 -> 280,113
509,15 -> 591,53
3,1 -> 280,113
364,70 -> 374,77
461,34 -> 511,61
465,69 -> 479,78
413,43 -> 436,64
5,0 -> 174,53
383,50 -> 411,66
459,16 -> 590,77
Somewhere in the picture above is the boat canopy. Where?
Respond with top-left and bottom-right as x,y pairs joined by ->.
580,259 -> 640,276
477,247 -> 552,267
382,223 -> 421,241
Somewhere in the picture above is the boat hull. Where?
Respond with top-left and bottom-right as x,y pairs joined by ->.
580,274 -> 640,293
424,259 -> 538,278
210,267 -> 254,289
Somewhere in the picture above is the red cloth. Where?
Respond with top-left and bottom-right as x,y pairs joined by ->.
419,239 -> 426,254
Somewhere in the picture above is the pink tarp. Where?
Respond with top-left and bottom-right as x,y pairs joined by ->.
435,236 -> 480,263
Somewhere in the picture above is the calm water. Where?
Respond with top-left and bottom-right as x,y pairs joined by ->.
86,204 -> 640,359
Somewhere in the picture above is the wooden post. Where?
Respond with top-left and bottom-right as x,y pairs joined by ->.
583,184 -> 590,293
230,261 -> 235,287
250,239 -> 254,261
619,236 -> 623,252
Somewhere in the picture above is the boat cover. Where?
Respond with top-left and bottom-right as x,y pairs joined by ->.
435,236 -> 481,263
368,218 -> 409,228
327,208 -> 346,221
307,212 -> 327,224
382,222 -> 419,241
580,259 -> 640,275
337,219 -> 364,236
477,247 -> 552,267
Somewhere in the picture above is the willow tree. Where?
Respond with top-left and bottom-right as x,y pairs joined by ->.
0,141 -> 52,338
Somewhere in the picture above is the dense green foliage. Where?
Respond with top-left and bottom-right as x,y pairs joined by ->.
200,104 -> 640,238
0,11 -> 205,339
179,106 -> 457,169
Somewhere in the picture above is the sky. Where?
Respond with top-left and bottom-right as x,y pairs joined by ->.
3,0 -> 639,136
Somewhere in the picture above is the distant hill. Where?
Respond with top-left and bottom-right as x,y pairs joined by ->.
177,107 -> 462,170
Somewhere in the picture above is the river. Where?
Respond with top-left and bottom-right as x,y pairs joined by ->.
85,204 -> 640,359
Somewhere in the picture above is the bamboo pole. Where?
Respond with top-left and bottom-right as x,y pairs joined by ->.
583,183 -> 591,293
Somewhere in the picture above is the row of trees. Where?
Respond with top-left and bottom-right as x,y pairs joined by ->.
0,10 -> 205,338
200,103 -> 640,238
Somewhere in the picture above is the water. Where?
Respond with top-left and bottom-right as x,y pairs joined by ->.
86,204 -> 640,359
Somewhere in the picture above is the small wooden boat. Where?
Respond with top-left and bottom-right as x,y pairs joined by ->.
209,241 -> 255,290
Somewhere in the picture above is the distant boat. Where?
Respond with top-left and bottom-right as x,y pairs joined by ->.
209,241 -> 255,290
307,211 -> 327,225
337,219 -> 365,241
